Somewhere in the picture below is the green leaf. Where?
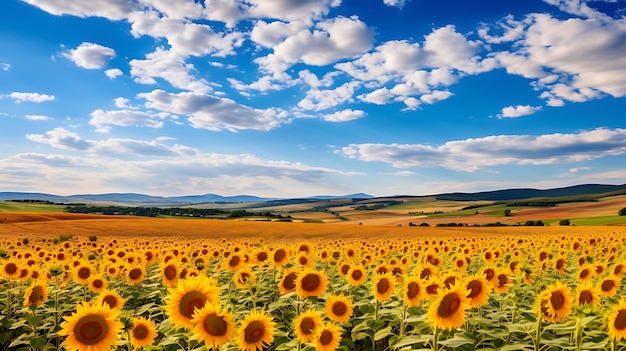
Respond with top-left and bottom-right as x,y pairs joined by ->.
374,326 -> 394,341
438,332 -> 475,348
392,335 -> 432,349
29,336 -> 47,349
26,314 -> 45,326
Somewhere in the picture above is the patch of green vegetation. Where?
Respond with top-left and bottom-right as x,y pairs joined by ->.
567,216 -> 626,226
0,201 -> 66,213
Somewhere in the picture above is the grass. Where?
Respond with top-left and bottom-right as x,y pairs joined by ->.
567,215 -> 626,226
0,201 -> 66,213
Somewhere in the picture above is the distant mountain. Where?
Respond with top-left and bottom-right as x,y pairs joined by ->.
307,193 -> 374,200
435,183 -> 626,201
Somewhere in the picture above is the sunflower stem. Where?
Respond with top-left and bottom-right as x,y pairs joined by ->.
127,330 -> 134,351
506,302 -> 517,345
7,281 -> 13,321
400,301 -> 407,337
612,337 -> 617,351
433,326 -> 440,351
534,315 -> 543,351
574,316 -> 583,351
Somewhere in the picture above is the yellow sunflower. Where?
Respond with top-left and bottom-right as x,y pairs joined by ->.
233,267 -> 257,289
314,322 -> 343,351
160,260 -> 180,288
95,289 -> 125,312
129,316 -> 158,348
58,301 -> 123,351
88,275 -> 108,293
237,309 -> 276,351
599,275 -> 620,297
272,248 -> 289,267
164,275 -> 220,329
190,303 -> 235,349
465,275 -> 491,308
292,309 -> 323,343
1,258 -> 21,280
426,284 -> 470,331
73,262 -> 93,285
295,268 -> 329,298
492,271 -> 510,294
325,294 -> 353,323
534,281 -> 572,323
575,282 -> 601,308
125,265 -> 145,284
403,276 -> 425,307
346,265 -> 367,287
23,280 -> 48,307
372,273 -> 396,302
607,298 -> 626,341
278,268 -> 299,295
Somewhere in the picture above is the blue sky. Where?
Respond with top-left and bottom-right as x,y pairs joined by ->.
1,0 -> 625,197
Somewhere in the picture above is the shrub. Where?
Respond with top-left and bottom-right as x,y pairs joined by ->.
559,219 -> 571,226
619,207 -> 626,216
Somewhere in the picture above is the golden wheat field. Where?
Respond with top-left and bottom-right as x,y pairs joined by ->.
2,217 -> 626,351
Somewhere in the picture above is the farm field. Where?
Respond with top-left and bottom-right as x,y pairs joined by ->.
2,209 -> 626,351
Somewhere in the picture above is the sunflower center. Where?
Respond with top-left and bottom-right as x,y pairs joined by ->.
257,252 -> 268,262
274,249 -> 286,263
497,274 -> 507,287
164,265 -> 177,280
179,291 -> 207,318
579,290 -> 592,305
203,313 -> 227,336
103,295 -> 119,309
302,274 -> 321,292
437,293 -> 461,318
580,269 -> 589,279
244,320 -> 265,343
229,256 -> 240,267
29,286 -> 44,304
420,269 -> 431,280
319,330 -> 333,346
550,291 -> 565,310
299,257 -> 308,265
407,282 -> 419,299
133,324 -> 149,340
332,301 -> 347,316
283,272 -> 297,290
484,269 -> 495,280
351,270 -> 363,281
602,280 -> 615,292
4,263 -> 17,275
426,284 -> 438,295
341,265 -> 350,275
556,259 -> 564,270
128,268 -> 142,280
377,278 -> 390,294
299,317 -> 314,335
74,314 -> 108,345
614,310 -> 626,331
92,279 -> 104,289
466,280 -> 482,298
444,276 -> 456,289
78,267 -> 91,279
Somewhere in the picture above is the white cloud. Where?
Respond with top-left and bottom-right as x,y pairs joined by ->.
105,68 -> 123,79
8,92 -> 55,103
138,89 -> 290,131
245,0 -> 342,24
26,127 -> 91,151
420,90 -> 453,104
323,109 -> 366,122
25,114 -> 52,121
383,0 -> 408,8
89,109 -> 168,131
63,42 -> 116,69
298,81 -> 361,111
341,127 -> 626,170
255,16 -> 374,74
1,63 -> 10,71
498,104 -> 542,118
20,0 -> 136,20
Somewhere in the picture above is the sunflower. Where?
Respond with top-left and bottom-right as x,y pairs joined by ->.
125,265 -> 145,284
576,264 -> 593,283
23,280 -> 48,307
314,322 -> 343,351
426,284 -> 470,331
337,261 -> 351,278
129,316 -> 158,348
272,248 -> 289,267
372,273 -> 396,302
607,298 -> 626,341
346,265 -> 367,287
415,263 -> 437,280
88,275 -> 108,293
278,268 -> 299,295
535,281 -> 572,323
226,254 -> 243,272
190,303 -> 236,349
58,301 -> 123,351
234,267 -> 257,289
164,275 -> 220,329
403,276 -> 425,307
1,258 -> 20,280
73,262 -> 93,285
160,260 -> 180,288
599,275 -> 620,297
292,310 -> 323,343
295,268 -> 329,298
296,253 -> 314,268
237,309 -> 276,351
95,289 -> 125,312
465,275 -> 491,308
492,272 -> 510,294
575,282 -> 601,308
325,294 -> 353,323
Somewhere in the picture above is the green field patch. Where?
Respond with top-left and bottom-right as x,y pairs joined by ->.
566,215 -> 626,226
0,201 -> 67,213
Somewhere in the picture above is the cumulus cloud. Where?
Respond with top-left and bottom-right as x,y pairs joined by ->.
323,109 -> 366,122
138,89 -> 290,131
7,92 -> 55,103
254,16 -> 374,74
298,82 -> 361,111
20,0 -> 137,20
105,68 -> 123,79
25,115 -> 52,121
26,127 -> 92,151
63,42 -> 116,69
498,104 -> 542,118
383,0 -> 408,8
1,63 -> 10,71
89,109 -> 168,131
245,0 -> 342,24
341,127 -> 626,170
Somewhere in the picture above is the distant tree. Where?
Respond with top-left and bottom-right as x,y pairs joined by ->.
619,207 -> 626,216
535,220 -> 545,226
524,220 -> 535,226
504,209 -> 511,217
559,219 -> 571,226
419,222 -> 430,227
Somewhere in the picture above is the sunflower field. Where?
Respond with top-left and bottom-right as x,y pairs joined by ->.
2,229 -> 626,351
